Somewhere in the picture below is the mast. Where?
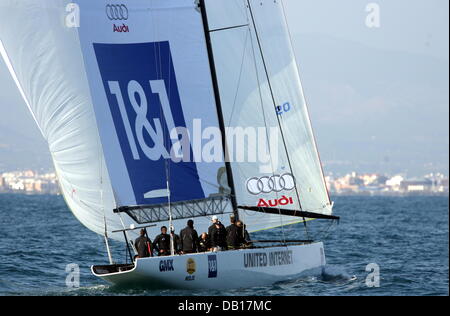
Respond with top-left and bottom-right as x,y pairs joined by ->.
198,0 -> 239,219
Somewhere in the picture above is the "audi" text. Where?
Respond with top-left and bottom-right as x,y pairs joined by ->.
257,196 -> 294,208
113,23 -> 129,33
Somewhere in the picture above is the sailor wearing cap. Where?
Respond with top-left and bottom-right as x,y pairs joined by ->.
208,215 -> 227,252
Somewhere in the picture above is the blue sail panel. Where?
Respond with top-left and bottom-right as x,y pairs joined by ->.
94,42 -> 205,205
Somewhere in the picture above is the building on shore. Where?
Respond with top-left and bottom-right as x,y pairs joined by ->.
326,172 -> 449,196
1,169 -> 448,196
0,170 -> 60,195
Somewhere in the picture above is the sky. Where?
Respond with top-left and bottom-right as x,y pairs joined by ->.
286,0 -> 449,61
285,0 -> 449,176
0,0 -> 449,177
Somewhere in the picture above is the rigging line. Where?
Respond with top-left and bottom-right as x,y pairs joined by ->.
97,118 -> 106,228
244,3 -> 285,242
152,0 -> 173,253
196,176 -> 222,191
150,0 -> 159,79
246,0 -> 309,239
279,0 -> 332,206
244,3 -> 288,244
167,6 -> 173,187
149,0 -> 169,197
166,4 -> 175,257
118,212 -> 137,255
98,127 -> 112,260
149,0 -> 161,81
244,1 -> 292,243
313,219 -> 337,243
209,24 -> 249,33
227,28 -> 250,127
245,0 -> 299,208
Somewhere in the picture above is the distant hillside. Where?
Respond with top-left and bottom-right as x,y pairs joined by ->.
294,33 -> 449,176
0,124 -> 52,172
0,57 -> 52,172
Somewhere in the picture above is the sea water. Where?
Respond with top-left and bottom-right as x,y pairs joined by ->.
0,194 -> 448,296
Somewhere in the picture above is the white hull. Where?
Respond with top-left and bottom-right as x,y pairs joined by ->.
92,242 -> 326,289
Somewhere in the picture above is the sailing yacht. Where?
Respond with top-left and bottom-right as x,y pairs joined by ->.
0,0 -> 339,289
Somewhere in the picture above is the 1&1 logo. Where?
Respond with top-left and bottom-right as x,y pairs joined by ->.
93,42 -> 206,205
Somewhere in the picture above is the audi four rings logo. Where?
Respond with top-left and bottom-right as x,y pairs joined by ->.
106,4 -> 129,20
246,174 -> 296,195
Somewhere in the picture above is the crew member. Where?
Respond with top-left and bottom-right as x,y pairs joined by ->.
180,220 -> 199,254
198,232 -> 211,252
208,215 -> 227,251
226,214 -> 242,250
153,226 -> 171,256
170,228 -> 182,254
134,229 -> 152,258
237,220 -> 252,248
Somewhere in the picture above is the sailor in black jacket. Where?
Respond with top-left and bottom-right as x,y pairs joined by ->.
152,226 -> 171,256
134,229 -> 152,258
226,215 -> 242,250
208,216 -> 227,251
198,232 -> 211,252
170,229 -> 182,254
180,220 -> 199,254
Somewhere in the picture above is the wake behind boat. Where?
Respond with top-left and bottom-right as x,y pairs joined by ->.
0,0 -> 339,290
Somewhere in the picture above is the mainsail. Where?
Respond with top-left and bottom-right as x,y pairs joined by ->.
0,0 -> 334,242
203,0 -> 333,220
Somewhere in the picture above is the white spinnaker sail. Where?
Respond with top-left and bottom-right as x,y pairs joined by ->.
0,0 -> 130,239
204,0 -> 333,219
